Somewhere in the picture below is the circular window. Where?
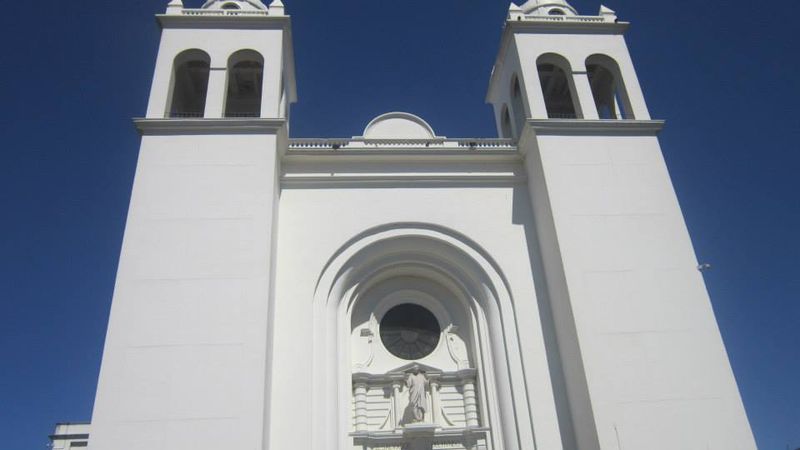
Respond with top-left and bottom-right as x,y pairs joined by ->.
380,304 -> 441,360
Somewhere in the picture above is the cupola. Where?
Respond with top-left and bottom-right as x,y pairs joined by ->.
201,0 -> 267,10
518,0 -> 578,16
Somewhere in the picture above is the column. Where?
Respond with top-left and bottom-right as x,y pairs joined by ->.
354,382 -> 368,432
572,71 -> 599,120
462,380 -> 479,428
392,378 -> 403,430
429,376 -> 441,427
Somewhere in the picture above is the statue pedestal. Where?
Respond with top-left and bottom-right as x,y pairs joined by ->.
403,423 -> 438,436
401,424 -> 439,450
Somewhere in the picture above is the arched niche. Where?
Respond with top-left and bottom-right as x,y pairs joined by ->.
311,224 -> 534,450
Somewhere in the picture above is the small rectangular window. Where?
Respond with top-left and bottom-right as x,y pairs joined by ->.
70,442 -> 88,448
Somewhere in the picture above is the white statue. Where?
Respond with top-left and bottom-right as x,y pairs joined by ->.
405,369 -> 428,423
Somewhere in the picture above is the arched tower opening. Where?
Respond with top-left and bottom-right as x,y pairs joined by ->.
586,54 -> 634,119
510,74 -> 526,138
536,54 -> 580,119
168,49 -> 211,118
500,105 -> 513,139
224,49 -> 264,117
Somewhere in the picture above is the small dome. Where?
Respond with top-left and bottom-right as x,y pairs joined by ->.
362,113 -> 437,139
201,0 -> 267,10
518,0 -> 578,16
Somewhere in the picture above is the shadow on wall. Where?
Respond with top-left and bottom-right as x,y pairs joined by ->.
511,184 -> 584,450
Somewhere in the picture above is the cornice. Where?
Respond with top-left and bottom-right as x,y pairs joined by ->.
281,175 -> 526,188
526,119 -> 665,136
134,118 -> 286,135
156,13 -> 290,30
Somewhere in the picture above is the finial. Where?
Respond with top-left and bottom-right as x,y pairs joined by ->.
166,0 -> 183,14
508,2 -> 524,21
269,0 -> 285,16
599,5 -> 617,22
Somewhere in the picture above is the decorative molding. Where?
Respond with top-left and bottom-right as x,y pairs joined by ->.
444,325 -> 470,371
352,365 -> 477,385
134,118 -> 286,135
353,316 -> 378,370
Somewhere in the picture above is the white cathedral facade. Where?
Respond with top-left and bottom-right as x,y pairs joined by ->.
86,1 -> 757,450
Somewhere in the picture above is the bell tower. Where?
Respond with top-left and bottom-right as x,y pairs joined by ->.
487,2 -> 757,450
89,1 -> 295,449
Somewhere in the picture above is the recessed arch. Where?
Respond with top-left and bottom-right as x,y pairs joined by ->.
536,53 -> 581,119
167,49 -> 211,118
311,223 -> 536,450
224,49 -> 264,118
585,54 -> 634,119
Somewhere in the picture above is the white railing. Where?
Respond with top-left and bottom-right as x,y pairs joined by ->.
523,15 -> 606,23
288,138 -> 516,151
181,9 -> 270,17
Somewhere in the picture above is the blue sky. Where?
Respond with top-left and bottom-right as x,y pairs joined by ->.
0,0 -> 798,449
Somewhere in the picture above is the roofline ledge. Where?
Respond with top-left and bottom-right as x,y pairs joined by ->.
134,118 -> 287,135
506,18 -> 629,34
526,119 -> 665,136
156,13 -> 290,30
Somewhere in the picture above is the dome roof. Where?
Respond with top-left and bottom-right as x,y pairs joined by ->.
361,112 -> 437,139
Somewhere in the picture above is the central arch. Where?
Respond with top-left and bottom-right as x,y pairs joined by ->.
310,224 -> 536,450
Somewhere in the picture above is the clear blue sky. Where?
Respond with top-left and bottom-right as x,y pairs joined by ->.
0,0 -> 797,449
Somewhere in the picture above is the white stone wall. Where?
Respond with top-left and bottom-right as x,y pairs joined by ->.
89,132 -> 282,450
269,182 -> 564,450
523,130 -> 757,450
